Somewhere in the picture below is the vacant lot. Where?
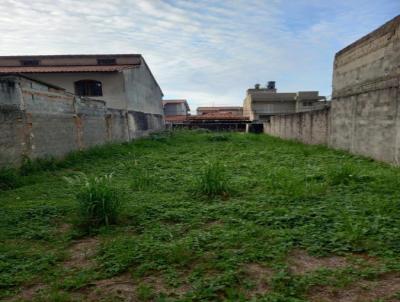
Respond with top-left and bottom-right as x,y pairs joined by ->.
1,131 -> 400,302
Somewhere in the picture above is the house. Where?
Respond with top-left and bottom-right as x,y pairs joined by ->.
163,99 -> 190,123
0,54 -> 165,166
243,81 -> 325,121
0,54 -> 164,117
196,106 -> 243,116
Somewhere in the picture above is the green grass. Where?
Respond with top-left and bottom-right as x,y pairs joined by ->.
65,173 -> 122,230
1,130 -> 400,301
194,161 -> 230,198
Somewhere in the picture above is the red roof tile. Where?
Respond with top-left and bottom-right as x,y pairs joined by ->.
164,115 -> 189,122
189,114 -> 248,121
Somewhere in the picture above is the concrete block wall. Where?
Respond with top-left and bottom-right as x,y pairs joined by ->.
330,15 -> 400,164
0,75 -> 164,167
264,108 -> 330,145
264,16 -> 400,165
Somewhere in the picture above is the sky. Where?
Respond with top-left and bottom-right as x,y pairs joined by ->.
0,1 -> 399,112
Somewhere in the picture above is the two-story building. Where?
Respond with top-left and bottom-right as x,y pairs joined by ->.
243,81 -> 325,121
0,54 -> 164,124
163,99 -> 191,123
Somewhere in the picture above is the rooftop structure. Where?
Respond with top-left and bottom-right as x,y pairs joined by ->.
163,99 -> 190,123
243,82 -> 325,121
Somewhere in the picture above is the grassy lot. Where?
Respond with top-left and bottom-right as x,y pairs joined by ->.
1,130 -> 400,302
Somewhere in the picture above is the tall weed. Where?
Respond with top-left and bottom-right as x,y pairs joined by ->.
65,173 -> 122,229
195,161 -> 230,198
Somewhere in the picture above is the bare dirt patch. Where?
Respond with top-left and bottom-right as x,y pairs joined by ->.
83,271 -> 190,301
308,273 -> 400,302
288,250 -> 348,275
203,220 -> 224,229
5,284 -> 47,302
64,237 -> 99,269
242,263 -> 273,297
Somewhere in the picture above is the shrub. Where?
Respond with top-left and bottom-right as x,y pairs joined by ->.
0,168 -> 20,190
65,173 -> 122,229
195,161 -> 230,198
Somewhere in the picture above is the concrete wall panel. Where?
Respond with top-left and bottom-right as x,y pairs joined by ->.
264,108 -> 330,145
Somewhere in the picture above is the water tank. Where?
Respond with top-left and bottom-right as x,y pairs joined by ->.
267,81 -> 276,90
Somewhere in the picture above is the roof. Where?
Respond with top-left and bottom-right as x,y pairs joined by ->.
189,113 -> 248,121
197,106 -> 243,111
0,65 -> 139,73
164,115 -> 189,123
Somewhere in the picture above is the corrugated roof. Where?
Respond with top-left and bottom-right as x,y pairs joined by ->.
0,65 -> 139,73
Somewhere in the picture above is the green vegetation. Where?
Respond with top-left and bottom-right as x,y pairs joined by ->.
1,130 -> 400,301
65,173 -> 122,230
194,161 -> 230,198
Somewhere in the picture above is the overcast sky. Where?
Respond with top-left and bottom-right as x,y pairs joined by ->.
0,0 -> 399,111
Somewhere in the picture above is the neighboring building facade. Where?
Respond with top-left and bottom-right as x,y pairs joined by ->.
197,106 -> 243,116
0,54 -> 165,166
0,54 -> 164,117
243,82 -> 324,121
163,99 -> 190,123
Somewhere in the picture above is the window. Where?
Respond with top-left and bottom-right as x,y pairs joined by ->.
303,101 -> 313,106
97,58 -> 116,65
74,80 -> 103,97
20,59 -> 40,66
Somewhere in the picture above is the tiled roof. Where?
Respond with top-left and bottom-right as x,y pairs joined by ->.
0,65 -> 139,73
197,106 -> 242,110
189,114 -> 249,121
164,115 -> 189,122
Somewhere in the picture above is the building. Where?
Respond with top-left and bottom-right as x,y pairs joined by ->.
196,106 -> 243,116
243,81 -> 325,121
0,54 -> 164,117
163,99 -> 190,123
0,54 -> 165,166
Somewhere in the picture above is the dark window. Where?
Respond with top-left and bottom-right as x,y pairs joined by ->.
74,80 -> 103,97
20,59 -> 40,66
97,58 -> 116,65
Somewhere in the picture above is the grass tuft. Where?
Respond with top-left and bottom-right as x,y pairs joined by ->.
65,173 -> 122,229
0,168 -> 20,190
132,168 -> 155,191
195,161 -> 230,198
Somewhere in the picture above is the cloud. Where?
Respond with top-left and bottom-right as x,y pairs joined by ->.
0,0 -> 398,109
